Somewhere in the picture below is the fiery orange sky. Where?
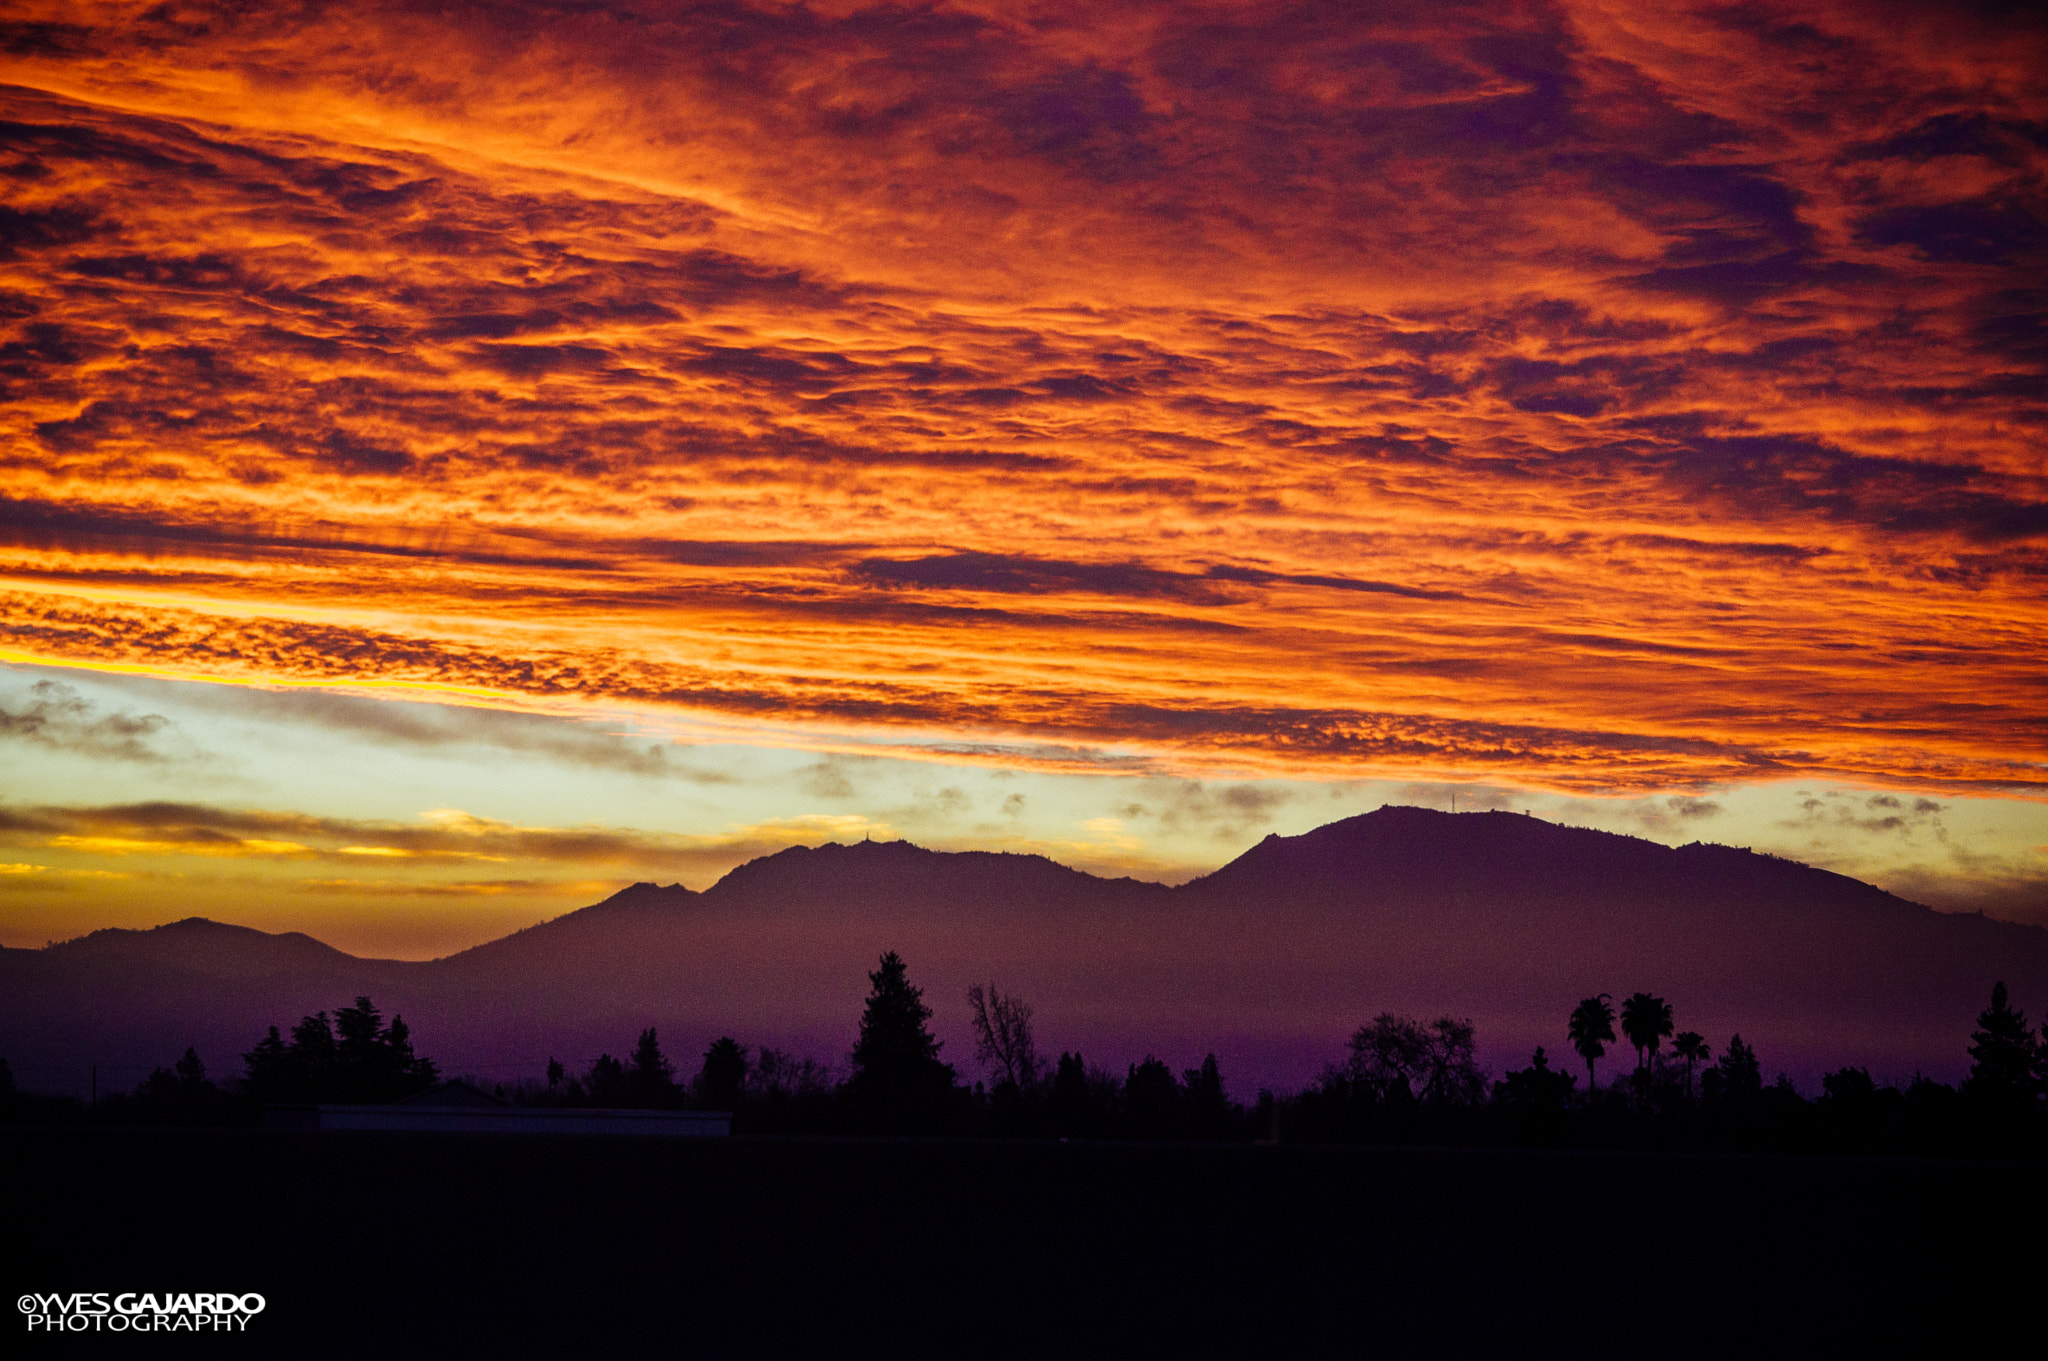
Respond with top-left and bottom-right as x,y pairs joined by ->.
3,0 -> 2045,955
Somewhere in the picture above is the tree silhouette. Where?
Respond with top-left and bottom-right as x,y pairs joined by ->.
587,1053 -> 627,1106
1495,1046 -> 1576,1142
1418,1017 -> 1486,1109
330,997 -> 436,1102
1567,995 -> 1616,1093
241,997 -> 434,1104
1124,1056 -> 1181,1139
698,1036 -> 747,1109
135,1046 -> 227,1124
1962,981 -> 2038,1112
627,1027 -> 677,1108
334,997 -> 385,1096
1346,1013 -> 1429,1106
1182,1053 -> 1232,1140
966,982 -> 1043,1092
289,1011 -> 337,1094
1819,1066 -> 1884,1150
847,950 -> 956,1130
1672,1031 -> 1710,1102
1339,1012 -> 1482,1138
380,1015 -> 433,1094
1619,992 -> 1674,1077
1047,1051 -> 1099,1138
175,1046 -> 207,1087
750,1048 -> 835,1101
1707,1034 -> 1762,1104
242,1026 -> 294,1101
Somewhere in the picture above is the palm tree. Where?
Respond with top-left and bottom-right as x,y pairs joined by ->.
1672,1031 -> 1709,1102
1620,992 -> 1675,1074
1568,995 -> 1616,1093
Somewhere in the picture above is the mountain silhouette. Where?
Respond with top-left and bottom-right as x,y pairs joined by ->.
3,808 -> 2041,1093
42,916 -> 385,976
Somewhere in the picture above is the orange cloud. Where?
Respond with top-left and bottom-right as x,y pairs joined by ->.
0,798 -> 902,875
0,1 -> 2041,795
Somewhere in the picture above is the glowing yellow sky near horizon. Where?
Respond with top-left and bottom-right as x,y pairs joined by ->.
2,1 -> 2045,951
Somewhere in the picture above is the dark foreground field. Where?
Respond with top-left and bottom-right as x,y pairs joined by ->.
11,1129 -> 2042,1358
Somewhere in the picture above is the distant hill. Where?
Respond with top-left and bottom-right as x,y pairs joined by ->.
3,808 -> 2042,1096
41,916 -> 379,976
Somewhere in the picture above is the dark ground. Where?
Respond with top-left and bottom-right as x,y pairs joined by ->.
9,1129 -> 2041,1358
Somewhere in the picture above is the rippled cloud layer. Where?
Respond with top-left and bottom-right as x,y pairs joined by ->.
2,0 -> 2044,796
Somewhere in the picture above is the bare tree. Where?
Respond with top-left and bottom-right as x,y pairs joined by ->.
1419,1016 -> 1487,1107
748,1047 -> 837,1100
966,982 -> 1044,1091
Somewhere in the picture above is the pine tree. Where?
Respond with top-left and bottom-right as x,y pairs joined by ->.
697,1037 -> 747,1109
242,1026 -> 293,1101
613,1027 -> 675,1108
174,1047 -> 207,1087
1708,1034 -> 1762,1104
382,1014 -> 437,1096
1963,982 -> 2038,1111
289,1010 -> 337,1095
1183,1053 -> 1232,1139
243,1000 -> 434,1105
847,951 -> 955,1130
333,997 -> 390,1101
1124,1056 -> 1181,1139
587,1053 -> 627,1106
1047,1051 -> 1097,1138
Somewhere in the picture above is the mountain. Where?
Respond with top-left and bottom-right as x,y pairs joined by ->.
0,918 -> 422,1096
3,808 -> 2042,1096
1175,808 -> 2044,1076
40,916 -> 380,976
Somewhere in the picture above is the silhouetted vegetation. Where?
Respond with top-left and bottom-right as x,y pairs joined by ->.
967,982 -> 1044,1092
1672,1030 -> 1708,1102
1492,1046 -> 1575,1145
5,965 -> 2044,1160
845,950 -> 961,1133
697,1035 -> 747,1109
1965,982 -> 2036,1108
1619,991 -> 1674,1107
243,996 -> 438,1105
1568,993 -> 1616,1092
128,1046 -> 239,1125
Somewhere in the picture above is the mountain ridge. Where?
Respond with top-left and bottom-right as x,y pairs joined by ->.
25,808 -> 2006,966
3,807 -> 2042,1092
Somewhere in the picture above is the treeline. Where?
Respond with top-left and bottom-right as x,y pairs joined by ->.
0,996 -> 437,1127
506,963 -> 2048,1155
488,953 -> 1244,1140
4,957 -> 2046,1157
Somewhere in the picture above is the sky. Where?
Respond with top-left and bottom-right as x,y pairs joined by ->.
1,0 -> 2044,960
